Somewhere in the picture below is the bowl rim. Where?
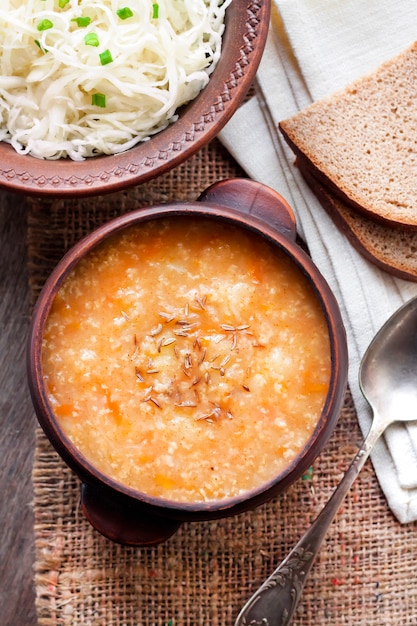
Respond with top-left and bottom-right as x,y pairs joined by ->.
27,202 -> 348,518
0,0 -> 271,198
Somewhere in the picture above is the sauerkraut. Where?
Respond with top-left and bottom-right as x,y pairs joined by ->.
0,0 -> 232,160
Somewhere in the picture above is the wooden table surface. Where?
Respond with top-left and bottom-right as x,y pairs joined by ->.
1,190 -> 38,625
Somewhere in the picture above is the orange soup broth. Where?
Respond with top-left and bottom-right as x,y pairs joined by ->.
42,217 -> 331,503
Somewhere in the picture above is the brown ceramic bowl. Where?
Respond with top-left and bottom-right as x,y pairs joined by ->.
27,178 -> 348,545
0,2 -> 270,199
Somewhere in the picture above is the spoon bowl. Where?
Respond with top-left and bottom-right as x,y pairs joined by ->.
359,297 -> 417,425
235,295 -> 417,626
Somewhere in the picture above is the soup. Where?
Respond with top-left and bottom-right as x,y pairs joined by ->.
42,217 -> 331,503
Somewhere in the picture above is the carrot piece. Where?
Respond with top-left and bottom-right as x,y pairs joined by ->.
54,404 -> 75,417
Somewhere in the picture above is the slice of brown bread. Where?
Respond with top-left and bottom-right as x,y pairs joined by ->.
279,42 -> 417,230
297,157 -> 417,282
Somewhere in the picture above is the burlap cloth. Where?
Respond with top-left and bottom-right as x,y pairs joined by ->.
28,139 -> 417,625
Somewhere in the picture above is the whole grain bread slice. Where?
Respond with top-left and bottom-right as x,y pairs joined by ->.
279,42 -> 417,230
297,157 -> 417,282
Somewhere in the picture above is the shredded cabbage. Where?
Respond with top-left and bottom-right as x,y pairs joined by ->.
0,0 -> 232,160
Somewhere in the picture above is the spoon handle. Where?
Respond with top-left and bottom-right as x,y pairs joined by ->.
235,420 -> 384,626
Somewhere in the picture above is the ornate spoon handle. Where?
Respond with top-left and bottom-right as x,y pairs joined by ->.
235,420 -> 385,626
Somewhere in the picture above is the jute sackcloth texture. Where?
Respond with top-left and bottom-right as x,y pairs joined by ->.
28,139 -> 417,625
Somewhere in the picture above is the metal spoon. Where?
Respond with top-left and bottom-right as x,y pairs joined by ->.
235,295 -> 417,626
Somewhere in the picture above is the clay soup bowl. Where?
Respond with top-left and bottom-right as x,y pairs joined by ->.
27,178 -> 348,545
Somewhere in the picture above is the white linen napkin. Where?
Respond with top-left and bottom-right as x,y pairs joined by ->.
218,0 -> 417,523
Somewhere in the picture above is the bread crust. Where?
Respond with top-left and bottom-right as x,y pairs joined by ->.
297,156 -> 417,282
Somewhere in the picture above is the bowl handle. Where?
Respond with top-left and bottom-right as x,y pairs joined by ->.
198,178 -> 296,241
80,482 -> 181,546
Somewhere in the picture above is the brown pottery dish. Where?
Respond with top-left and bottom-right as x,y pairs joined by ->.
0,2 -> 270,198
27,178 -> 348,546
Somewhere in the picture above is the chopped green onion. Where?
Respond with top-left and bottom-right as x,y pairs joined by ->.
116,7 -> 134,20
34,39 -> 48,53
92,93 -> 106,107
84,32 -> 99,47
37,19 -> 53,31
152,3 -> 159,18
59,0 -> 70,7
71,17 -> 91,27
99,49 -> 113,65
